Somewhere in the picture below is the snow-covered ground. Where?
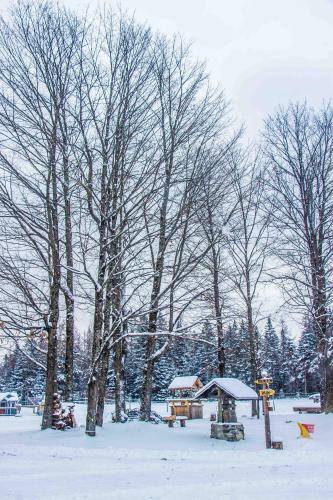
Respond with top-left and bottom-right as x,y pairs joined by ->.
0,398 -> 332,500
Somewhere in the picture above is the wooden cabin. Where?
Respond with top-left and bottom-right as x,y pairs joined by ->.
194,378 -> 258,423
0,392 -> 19,416
167,376 -> 204,419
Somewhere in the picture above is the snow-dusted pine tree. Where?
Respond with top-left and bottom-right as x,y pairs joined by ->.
279,321 -> 297,394
296,316 -> 320,394
262,317 -> 282,390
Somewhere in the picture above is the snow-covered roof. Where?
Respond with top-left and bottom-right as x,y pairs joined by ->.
0,392 -> 19,402
194,378 -> 258,400
168,376 -> 202,390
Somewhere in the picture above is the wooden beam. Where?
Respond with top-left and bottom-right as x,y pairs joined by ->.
217,387 -> 223,423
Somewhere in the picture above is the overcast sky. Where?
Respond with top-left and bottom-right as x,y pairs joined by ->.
1,0 -> 332,335
1,0 -> 332,139
9,0 -> 330,137
109,0 -> 333,138
2,0 -> 332,138
2,0 -> 332,133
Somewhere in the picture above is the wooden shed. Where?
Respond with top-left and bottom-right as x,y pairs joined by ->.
167,376 -> 204,419
0,392 -> 19,416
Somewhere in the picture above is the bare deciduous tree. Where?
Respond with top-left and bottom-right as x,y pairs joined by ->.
264,102 -> 333,411
138,37 -> 232,421
227,150 -> 270,414
0,1 -> 82,426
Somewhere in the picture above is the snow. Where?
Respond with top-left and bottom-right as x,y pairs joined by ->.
309,393 -> 320,401
168,376 -> 200,390
0,392 -> 18,402
1,398 -> 333,499
195,377 -> 258,400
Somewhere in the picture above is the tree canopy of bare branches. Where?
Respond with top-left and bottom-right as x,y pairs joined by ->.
264,102 -> 333,411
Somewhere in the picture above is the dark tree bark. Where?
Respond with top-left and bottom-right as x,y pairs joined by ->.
62,135 -> 75,402
42,125 -> 61,429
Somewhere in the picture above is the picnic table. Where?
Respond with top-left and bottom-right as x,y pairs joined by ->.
163,415 -> 188,427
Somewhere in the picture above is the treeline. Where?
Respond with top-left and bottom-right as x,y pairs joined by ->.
0,316 -> 320,401
0,1 -> 332,436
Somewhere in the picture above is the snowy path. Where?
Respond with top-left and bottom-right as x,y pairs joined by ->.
0,399 -> 332,500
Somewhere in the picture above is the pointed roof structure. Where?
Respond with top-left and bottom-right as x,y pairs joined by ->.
0,392 -> 19,402
194,378 -> 258,400
168,376 -> 203,391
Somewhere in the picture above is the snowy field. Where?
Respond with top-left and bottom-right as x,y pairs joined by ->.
0,398 -> 332,500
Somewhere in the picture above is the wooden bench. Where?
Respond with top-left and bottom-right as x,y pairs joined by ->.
293,406 -> 322,414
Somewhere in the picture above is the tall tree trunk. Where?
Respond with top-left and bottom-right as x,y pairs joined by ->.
212,246 -> 224,377
315,286 -> 333,412
111,270 -> 124,422
64,297 -> 74,401
242,233 -> 259,417
113,331 -> 124,421
85,139 -> 109,435
113,290 -> 126,422
42,133 -> 61,430
310,244 -> 333,412
95,260 -> 113,427
85,243 -> 107,435
140,239 -> 166,420
140,353 -> 155,420
63,147 -> 74,401
140,163 -> 171,421
86,375 -> 99,436
41,306 -> 59,429
96,346 -> 111,426
246,283 -> 258,417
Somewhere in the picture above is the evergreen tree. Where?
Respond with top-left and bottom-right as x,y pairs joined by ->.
125,317 -> 148,399
279,321 -> 297,394
73,327 -> 93,397
224,321 -> 251,383
262,317 -> 281,390
296,316 -> 320,394
195,320 -> 217,383
1,341 -> 46,402
171,335 -> 192,376
190,334 -> 208,379
153,344 -> 175,399
0,352 -> 15,390
236,320 -> 251,384
224,321 -> 238,377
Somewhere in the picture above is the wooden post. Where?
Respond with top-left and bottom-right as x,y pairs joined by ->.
217,388 -> 223,423
256,377 -> 274,449
263,395 -> 272,449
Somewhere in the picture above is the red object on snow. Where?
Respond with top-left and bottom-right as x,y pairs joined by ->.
302,423 -> 315,433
